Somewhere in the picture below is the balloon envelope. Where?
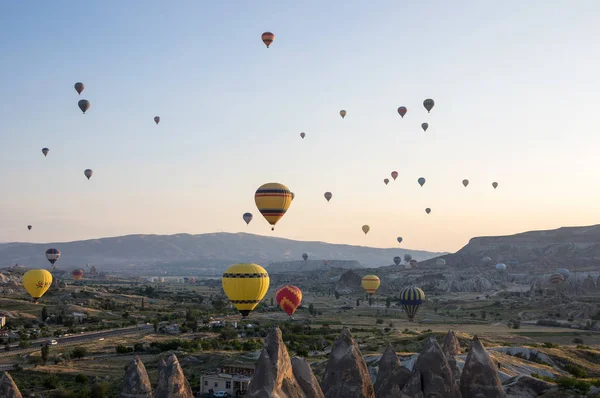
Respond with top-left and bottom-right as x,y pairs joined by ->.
436,258 -> 446,266
45,248 -> 60,265
340,110 -> 346,118
361,275 -> 380,295
550,273 -> 565,285
400,286 -> 425,321
324,192 -> 332,202
276,285 -> 302,317
243,212 -> 253,225
254,183 -> 292,230
261,32 -> 275,48
404,254 -> 412,262
72,269 -> 84,280
496,263 -> 506,271
74,82 -> 84,95
27,225 -> 32,231
425,208 -> 431,214
556,268 -> 570,280
397,106 -> 407,118
302,253 -> 308,261
78,99 -> 90,114
391,171 -> 398,180
481,256 -> 492,264
418,177 -> 426,187
423,99 -> 435,113
42,148 -> 49,157
154,116 -> 160,125
462,179 -> 469,187
222,263 -> 269,316
362,225 -> 370,235
384,178 -> 389,185
300,132 -> 305,139
84,169 -> 93,180
492,182 -> 498,189
397,237 -> 403,244
22,269 -> 53,301
421,123 -> 428,132
393,256 -> 401,266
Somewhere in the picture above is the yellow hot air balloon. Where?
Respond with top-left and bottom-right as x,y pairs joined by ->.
362,225 -> 370,235
254,183 -> 292,231
222,263 -> 270,317
362,275 -> 380,296
22,269 -> 53,303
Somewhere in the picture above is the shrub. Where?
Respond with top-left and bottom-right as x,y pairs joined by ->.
566,364 -> 587,378
91,382 -> 110,398
75,373 -> 89,384
72,346 -> 88,359
376,319 -> 384,325
43,374 -> 59,389
572,337 -> 584,345
542,342 -> 558,349
556,376 -> 590,394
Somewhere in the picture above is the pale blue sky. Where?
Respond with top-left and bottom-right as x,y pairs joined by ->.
1,1 -> 599,252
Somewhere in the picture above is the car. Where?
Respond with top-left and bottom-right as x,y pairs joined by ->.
98,338 -> 105,341
47,340 -> 58,345
213,392 -> 230,398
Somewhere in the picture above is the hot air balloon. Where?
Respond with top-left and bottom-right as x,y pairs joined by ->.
324,192 -> 332,202
481,256 -> 492,264
74,82 -> 84,95
300,132 -> 305,139
384,178 -> 389,185
361,275 -> 380,296
462,179 -> 469,187
421,123 -> 428,132
397,237 -> 403,244
302,253 -> 308,261
362,225 -> 370,235
556,268 -> 570,280
22,269 -> 53,303
243,212 -> 253,225
222,263 -> 269,317
291,192 -> 295,200
409,259 -> 418,267
254,183 -> 292,231
495,263 -> 506,271
189,277 -> 196,284
549,273 -> 565,285
261,32 -> 275,48
393,256 -> 401,266
423,99 -> 435,113
436,258 -> 446,266
397,106 -> 407,118
404,254 -> 412,263
84,169 -> 93,180
492,182 -> 498,189
425,208 -> 431,214
27,225 -> 32,231
340,110 -> 347,119
391,171 -> 398,181
72,269 -> 84,280
42,148 -> 49,157
45,248 -> 60,266
276,285 -> 302,317
418,177 -> 426,187
78,99 -> 90,114
154,116 -> 160,125
399,286 -> 425,321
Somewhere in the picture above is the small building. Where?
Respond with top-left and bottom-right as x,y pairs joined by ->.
0,316 -> 6,328
72,312 -> 87,323
200,364 -> 254,396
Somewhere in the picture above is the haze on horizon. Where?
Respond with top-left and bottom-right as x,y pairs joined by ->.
1,1 -> 599,253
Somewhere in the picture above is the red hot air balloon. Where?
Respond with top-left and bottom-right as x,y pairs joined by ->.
276,285 -> 302,317
397,106 -> 407,118
72,269 -> 84,280
391,171 -> 398,180
262,32 -> 275,48
154,116 -> 160,125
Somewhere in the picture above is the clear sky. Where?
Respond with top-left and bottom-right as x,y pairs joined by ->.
1,1 -> 599,252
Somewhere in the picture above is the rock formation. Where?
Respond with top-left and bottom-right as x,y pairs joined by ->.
335,270 -> 363,294
460,336 -> 505,398
401,337 -> 461,398
321,327 -> 375,398
503,375 -> 555,398
443,330 -> 461,356
155,354 -> 193,398
0,372 -> 22,398
373,344 -> 411,398
246,327 -> 304,398
291,357 -> 325,398
120,356 -> 154,397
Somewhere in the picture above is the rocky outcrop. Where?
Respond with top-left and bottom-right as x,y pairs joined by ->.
321,327 -> 374,398
503,375 -> 555,398
0,372 -> 22,398
120,356 -> 153,397
443,330 -> 461,356
401,337 -> 461,398
247,327 -> 304,398
460,336 -> 505,398
335,270 -> 363,294
373,344 -> 411,398
155,354 -> 193,398
291,357 -> 325,398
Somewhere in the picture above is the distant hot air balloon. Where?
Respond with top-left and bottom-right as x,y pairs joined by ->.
276,285 -> 302,317
384,178 -> 389,185
397,237 -> 403,244
291,192 -> 295,200
549,273 -> 565,285
45,248 -> 60,266
222,263 -> 269,317
243,212 -> 253,225
324,192 -> 332,202
84,169 -> 93,180
393,256 -> 401,266
418,177 -> 426,187
78,99 -> 90,114
462,179 -> 469,187
399,286 -> 425,321
361,275 -> 380,296
189,277 -> 196,284
27,225 -> 32,231
302,253 -> 308,261
72,269 -> 84,280
425,208 -> 431,214
492,182 -> 498,189
42,148 -> 49,157
255,183 -> 292,231
423,99 -> 435,113
154,116 -> 160,125
397,106 -> 407,118
362,225 -> 370,235
74,82 -> 84,95
340,110 -> 347,119
22,269 -> 53,303
391,171 -> 398,181
496,263 -> 506,271
409,259 -> 418,267
481,256 -> 492,264
436,258 -> 446,266
421,123 -> 428,132
261,32 -> 275,48
404,254 -> 412,263
300,132 -> 305,139
556,268 -> 570,280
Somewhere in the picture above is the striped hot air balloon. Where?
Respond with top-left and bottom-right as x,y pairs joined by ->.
254,183 -> 292,231
222,263 -> 270,317
71,269 -> 84,280
276,285 -> 302,317
549,273 -> 565,285
399,286 -> 425,322
45,249 -> 60,265
261,32 -> 275,48
361,275 -> 380,296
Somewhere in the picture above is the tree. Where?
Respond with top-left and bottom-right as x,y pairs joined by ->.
91,382 -> 110,398
368,297 -> 373,306
308,304 -> 315,316
334,291 -> 340,300
480,310 -> 487,320
212,299 -> 227,311
72,346 -> 88,359
356,299 -> 360,307
153,319 -> 159,333
270,297 -> 274,307
41,306 -> 49,322
385,297 -> 391,308
41,344 -> 50,364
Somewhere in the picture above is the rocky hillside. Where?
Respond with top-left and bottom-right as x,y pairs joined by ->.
266,260 -> 362,273
0,233 -> 443,274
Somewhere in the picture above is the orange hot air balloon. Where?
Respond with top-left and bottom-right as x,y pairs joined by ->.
276,285 -> 302,317
262,32 -> 275,48
72,269 -> 84,280
391,171 -> 398,180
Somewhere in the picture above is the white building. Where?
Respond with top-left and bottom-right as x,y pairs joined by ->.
200,364 -> 254,396
0,316 -> 6,328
